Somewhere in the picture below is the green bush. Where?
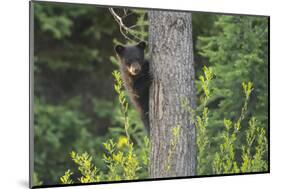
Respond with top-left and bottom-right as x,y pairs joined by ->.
197,16 -> 268,168
60,137 -> 149,184
182,67 -> 268,175
60,67 -> 268,185
60,70 -> 150,184
34,99 -> 98,184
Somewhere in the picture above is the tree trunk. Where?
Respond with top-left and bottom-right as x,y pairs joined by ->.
148,10 -> 196,178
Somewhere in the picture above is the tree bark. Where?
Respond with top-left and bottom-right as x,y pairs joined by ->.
148,10 -> 196,178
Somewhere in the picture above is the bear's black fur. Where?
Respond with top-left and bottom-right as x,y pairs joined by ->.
115,41 -> 151,132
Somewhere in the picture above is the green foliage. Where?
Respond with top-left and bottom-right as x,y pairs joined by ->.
183,67 -> 268,175
34,99 -> 99,184
34,2 -> 117,71
91,96 -> 145,143
197,16 -> 268,156
32,172 -> 43,186
141,136 -> 150,167
212,81 -> 267,174
103,139 -> 141,181
60,137 -> 149,183
164,125 -> 181,173
213,117 -> 241,174
129,9 -> 148,42
240,117 -> 268,172
194,15 -> 268,174
59,70 -> 150,184
33,2 -> 149,185
108,70 -> 148,177
60,151 -> 102,184
181,66 -> 213,175
112,70 -> 130,140
59,65 -> 268,184
60,170 -> 74,184
71,151 -> 100,183
196,67 -> 213,174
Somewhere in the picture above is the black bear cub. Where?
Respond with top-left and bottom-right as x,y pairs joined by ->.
115,41 -> 151,132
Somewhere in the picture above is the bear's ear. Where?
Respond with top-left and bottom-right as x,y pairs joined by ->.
137,41 -> 146,50
115,45 -> 125,55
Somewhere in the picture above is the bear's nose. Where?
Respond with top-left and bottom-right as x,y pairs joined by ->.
129,63 -> 141,75
132,67 -> 140,72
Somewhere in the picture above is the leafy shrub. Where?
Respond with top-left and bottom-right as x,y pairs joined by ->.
61,137 -> 150,184
59,70 -> 150,184
32,172 -> 43,186
197,16 -> 268,168
34,99 -> 98,184
164,125 -> 181,173
182,67 -> 268,175
59,66 -> 268,185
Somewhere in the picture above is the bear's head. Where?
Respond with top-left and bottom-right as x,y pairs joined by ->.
115,41 -> 146,76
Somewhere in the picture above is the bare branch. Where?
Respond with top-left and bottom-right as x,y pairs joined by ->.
108,8 -> 145,42
122,9 -> 128,17
122,11 -> 134,19
109,8 -> 134,41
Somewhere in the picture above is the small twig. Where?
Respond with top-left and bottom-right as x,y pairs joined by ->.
108,8 -> 145,42
109,8 -> 134,41
128,25 -> 138,29
122,11 -> 134,19
122,9 -> 128,17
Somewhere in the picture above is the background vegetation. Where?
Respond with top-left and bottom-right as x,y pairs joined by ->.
33,2 -> 268,186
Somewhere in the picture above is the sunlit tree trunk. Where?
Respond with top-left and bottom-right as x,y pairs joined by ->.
148,10 -> 196,178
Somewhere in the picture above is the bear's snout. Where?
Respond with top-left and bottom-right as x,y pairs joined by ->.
128,63 -> 141,75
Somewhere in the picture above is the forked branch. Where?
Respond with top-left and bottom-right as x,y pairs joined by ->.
108,8 -> 143,42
